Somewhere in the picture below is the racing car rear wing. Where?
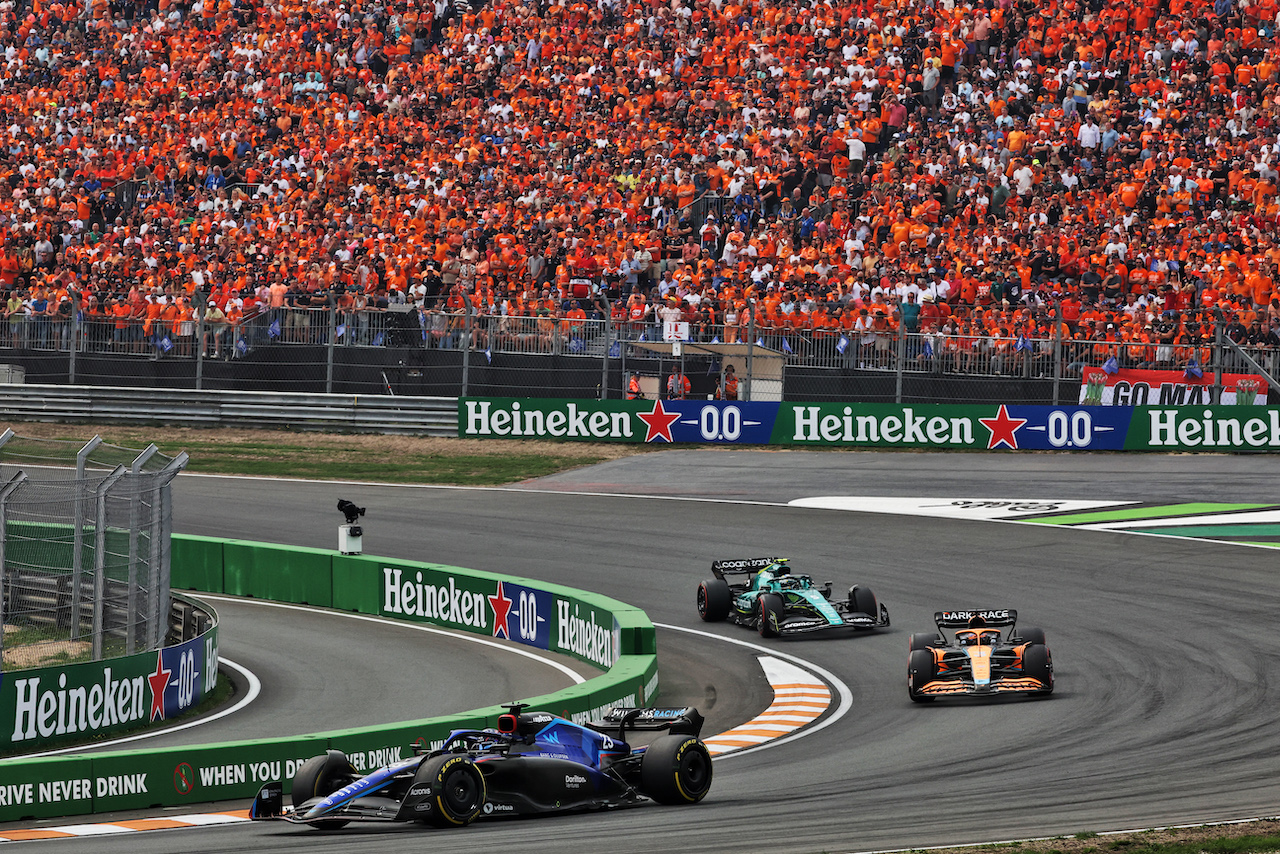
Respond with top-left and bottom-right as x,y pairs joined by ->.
711,557 -> 786,580
934,609 -> 1017,629
591,706 -> 705,741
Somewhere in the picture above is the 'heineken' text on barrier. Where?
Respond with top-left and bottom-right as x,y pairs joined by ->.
790,406 -> 976,445
1146,409 -> 1280,447
556,600 -> 615,668
382,568 -> 489,629
465,400 -> 634,439
10,669 -> 147,742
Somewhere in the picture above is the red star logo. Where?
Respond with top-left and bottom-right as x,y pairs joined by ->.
637,399 -> 680,443
489,581 -> 513,640
147,653 -> 172,722
978,404 -> 1028,450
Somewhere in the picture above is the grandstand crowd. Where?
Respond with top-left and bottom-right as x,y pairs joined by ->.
0,0 -> 1279,372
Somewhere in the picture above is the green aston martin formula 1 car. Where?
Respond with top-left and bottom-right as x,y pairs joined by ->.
696,557 -> 889,638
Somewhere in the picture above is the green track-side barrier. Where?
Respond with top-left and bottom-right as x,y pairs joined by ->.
0,535 -> 658,822
1,595 -> 220,757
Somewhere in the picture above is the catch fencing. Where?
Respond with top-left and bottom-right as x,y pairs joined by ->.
0,433 -> 187,670
1,305 -> 1275,405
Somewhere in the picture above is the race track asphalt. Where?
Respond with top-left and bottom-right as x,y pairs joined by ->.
43,595 -> 604,754
14,450 -> 1280,854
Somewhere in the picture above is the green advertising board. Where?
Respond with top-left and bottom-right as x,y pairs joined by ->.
2,614 -> 219,755
460,397 -> 1280,452
0,537 -> 659,823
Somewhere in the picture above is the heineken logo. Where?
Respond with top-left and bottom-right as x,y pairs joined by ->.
556,600 -> 615,667
382,568 -> 489,629
464,400 -> 634,439
791,406 -> 979,445
1147,409 -> 1280,447
10,668 -> 150,743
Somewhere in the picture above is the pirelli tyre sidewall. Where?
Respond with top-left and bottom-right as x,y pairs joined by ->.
1022,643 -> 1054,696
697,578 -> 732,622
291,750 -> 356,830
414,754 -> 487,828
758,592 -> 784,638
908,648 -> 937,703
640,734 -> 713,805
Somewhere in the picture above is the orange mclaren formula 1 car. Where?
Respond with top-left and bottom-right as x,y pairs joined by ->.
907,609 -> 1053,703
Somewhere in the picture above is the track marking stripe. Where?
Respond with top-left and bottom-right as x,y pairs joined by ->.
703,655 -> 831,756
0,809 -> 254,841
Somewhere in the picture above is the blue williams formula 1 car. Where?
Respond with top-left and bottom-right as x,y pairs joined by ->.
908,609 -> 1054,702
249,704 -> 712,830
696,557 -> 889,638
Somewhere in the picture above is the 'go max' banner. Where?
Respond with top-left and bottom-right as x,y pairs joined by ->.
459,397 -> 1280,451
1076,367 -> 1269,406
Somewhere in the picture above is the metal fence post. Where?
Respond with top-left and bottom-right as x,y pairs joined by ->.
71,436 -> 102,640
1213,311 -> 1225,404
1052,301 -> 1063,406
126,444 -> 157,655
149,475 -> 163,649
0,471 -> 29,664
598,290 -> 611,400
68,290 -> 80,384
326,301 -> 337,394
460,290 -> 473,398
745,300 -> 756,402
152,453 -> 186,648
195,301 -> 206,391
92,465 -> 127,662
894,328 -> 905,404
619,318 -> 627,390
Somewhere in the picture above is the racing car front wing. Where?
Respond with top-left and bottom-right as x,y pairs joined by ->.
916,676 -> 1048,696
778,604 -> 890,635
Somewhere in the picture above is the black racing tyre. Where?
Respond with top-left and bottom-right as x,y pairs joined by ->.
908,648 -> 937,703
640,735 -> 713,805
1019,626 -> 1047,646
1022,643 -> 1054,697
291,750 -> 357,830
697,578 -> 731,622
909,631 -> 940,651
414,754 -> 486,828
757,592 -> 784,638
848,585 -> 878,617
